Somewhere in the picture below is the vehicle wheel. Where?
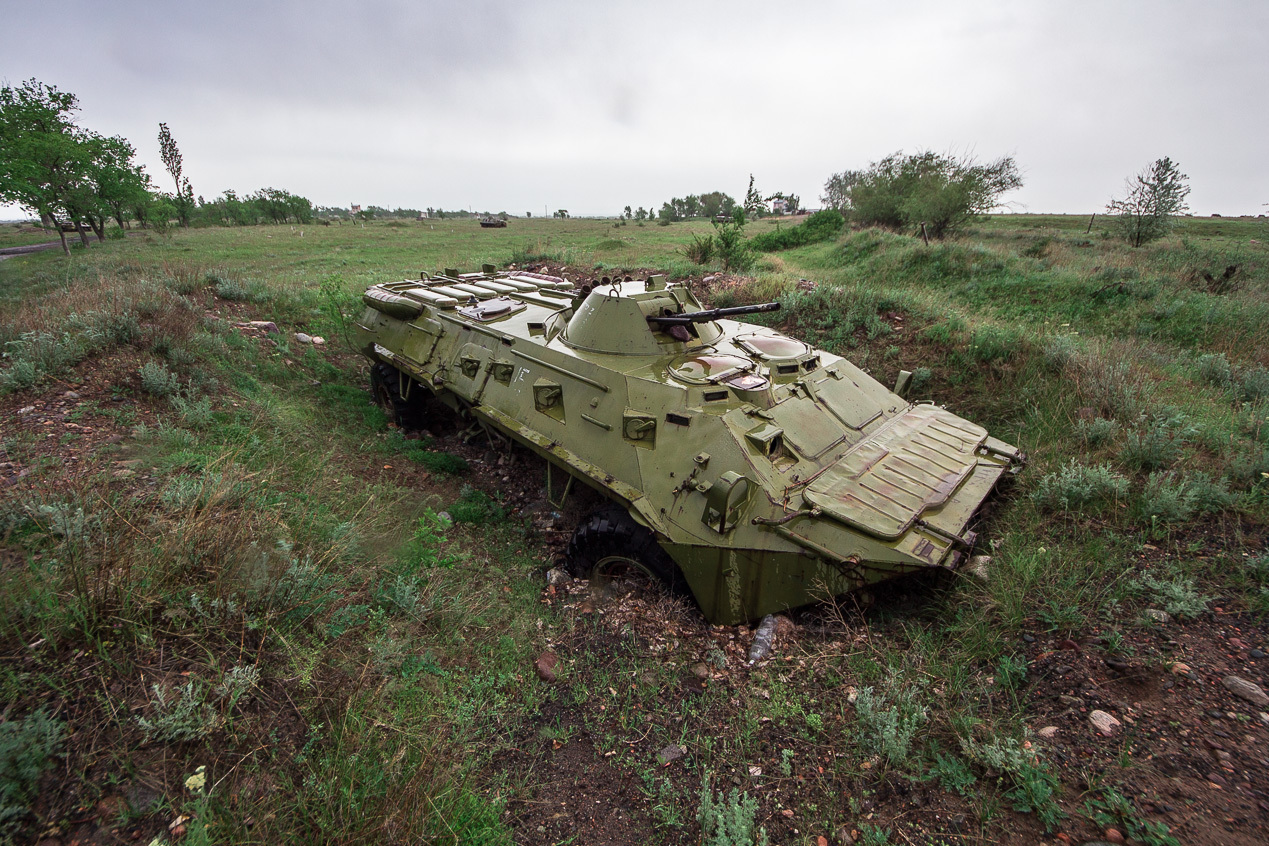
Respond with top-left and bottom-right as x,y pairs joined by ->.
566,506 -> 685,594
370,362 -> 427,429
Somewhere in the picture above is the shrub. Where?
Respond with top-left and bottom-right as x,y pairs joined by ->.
418,451 -> 469,475
212,276 -> 269,303
697,775 -> 768,846
1134,471 -> 1196,524
1,710 -> 64,833
1031,461 -> 1130,513
853,686 -> 926,767
1076,417 -> 1120,448
714,220 -> 755,272
962,735 -> 1063,832
1041,335 -> 1078,373
139,360 -> 181,397
1194,353 -> 1232,388
135,680 -> 217,742
1121,413 -> 1194,471
1130,572 -> 1209,619
748,209 -> 845,252
831,150 -> 1021,239
1237,366 -> 1269,402
682,233 -> 715,265
1107,157 -> 1190,248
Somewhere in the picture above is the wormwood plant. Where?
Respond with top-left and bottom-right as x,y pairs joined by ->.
853,686 -> 927,767
962,735 -> 1063,831
0,710 -> 64,835
1031,460 -> 1129,513
1129,572 -> 1210,619
697,775 -> 768,846
139,360 -> 181,397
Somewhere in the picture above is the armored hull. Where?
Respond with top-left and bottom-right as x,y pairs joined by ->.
356,268 -> 1023,624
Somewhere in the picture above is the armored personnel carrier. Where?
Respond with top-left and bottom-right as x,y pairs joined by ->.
356,267 -> 1023,624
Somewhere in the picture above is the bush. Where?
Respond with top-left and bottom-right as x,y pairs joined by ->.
212,275 -> 269,303
832,150 -> 1021,239
853,685 -> 926,767
139,360 -> 181,397
682,233 -> 715,265
1107,157 -> 1189,248
697,775 -> 768,846
1076,417 -> 1121,448
748,210 -> 845,252
1,710 -> 64,833
1121,413 -> 1194,472
1194,353 -> 1232,388
1031,461 -> 1130,513
1134,471 -> 1196,524
1131,572 -> 1209,619
447,487 -> 505,525
1237,366 -> 1269,402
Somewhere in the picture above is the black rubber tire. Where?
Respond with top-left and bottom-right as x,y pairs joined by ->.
566,506 -> 686,594
370,362 -> 427,429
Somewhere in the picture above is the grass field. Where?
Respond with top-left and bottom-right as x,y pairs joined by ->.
1,213 -> 1267,845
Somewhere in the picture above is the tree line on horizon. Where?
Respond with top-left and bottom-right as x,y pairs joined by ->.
2,78 -> 1194,257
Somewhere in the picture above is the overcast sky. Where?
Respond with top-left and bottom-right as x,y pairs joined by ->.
2,0 -> 1266,219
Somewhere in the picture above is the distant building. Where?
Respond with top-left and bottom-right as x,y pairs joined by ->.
350,204 -> 361,214
771,198 -> 788,215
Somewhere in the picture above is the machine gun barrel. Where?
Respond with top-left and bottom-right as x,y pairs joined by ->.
647,302 -> 781,326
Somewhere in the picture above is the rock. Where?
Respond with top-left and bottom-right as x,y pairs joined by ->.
690,662 -> 709,680
244,320 -> 278,333
1037,726 -> 1059,738
1251,648 -> 1266,659
657,744 -> 685,764
17,406 -> 35,415
534,651 -> 559,683
1169,662 -> 1191,676
1022,633 -> 1035,643
295,333 -> 313,344
1144,609 -> 1170,624
436,511 -> 452,523
1057,639 -> 1081,652
1089,710 -> 1121,736
312,336 -> 326,346
545,568 -> 572,587
63,391 -> 80,400
1105,828 -> 1125,844
1223,675 -> 1269,707
1058,695 -> 1084,707
836,825 -> 856,844
964,554 -> 991,580
817,837 -> 829,846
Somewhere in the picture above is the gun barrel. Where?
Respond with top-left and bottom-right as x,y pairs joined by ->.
648,302 -> 781,326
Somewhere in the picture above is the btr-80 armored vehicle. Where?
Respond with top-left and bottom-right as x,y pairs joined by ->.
356,267 -> 1023,624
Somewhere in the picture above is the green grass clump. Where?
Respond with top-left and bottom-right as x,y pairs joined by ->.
211,275 -> 270,303
446,486 -> 505,525
1130,572 -> 1210,619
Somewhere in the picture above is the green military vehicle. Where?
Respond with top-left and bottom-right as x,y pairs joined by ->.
356,267 -> 1023,624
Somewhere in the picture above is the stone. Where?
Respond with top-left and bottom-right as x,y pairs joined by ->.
1037,726 -> 1059,739
657,744 -> 685,764
545,568 -> 572,587
1089,710 -> 1121,736
245,320 -> 278,333
1058,695 -> 1084,707
1223,676 -> 1269,707
295,332 -> 313,344
1230,637 -> 1247,650
690,662 -> 710,680
1105,828 -> 1125,844
966,555 -> 992,580
1251,649 -> 1266,659
312,336 -> 326,346
534,651 -> 559,683
63,391 -> 80,400
1144,609 -> 1170,624
1022,633 -> 1035,643
1169,662 -> 1191,676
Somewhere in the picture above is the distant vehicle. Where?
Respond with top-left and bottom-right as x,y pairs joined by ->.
479,217 -> 507,228
356,268 -> 1024,624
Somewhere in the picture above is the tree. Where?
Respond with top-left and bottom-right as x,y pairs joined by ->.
0,79 -> 94,255
622,205 -> 632,220
158,122 -> 194,227
1106,157 -> 1190,247
634,206 -> 648,221
699,191 -> 737,219
553,209 -> 569,219
834,151 -> 1022,239
820,170 -> 864,211
743,174 -> 767,218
